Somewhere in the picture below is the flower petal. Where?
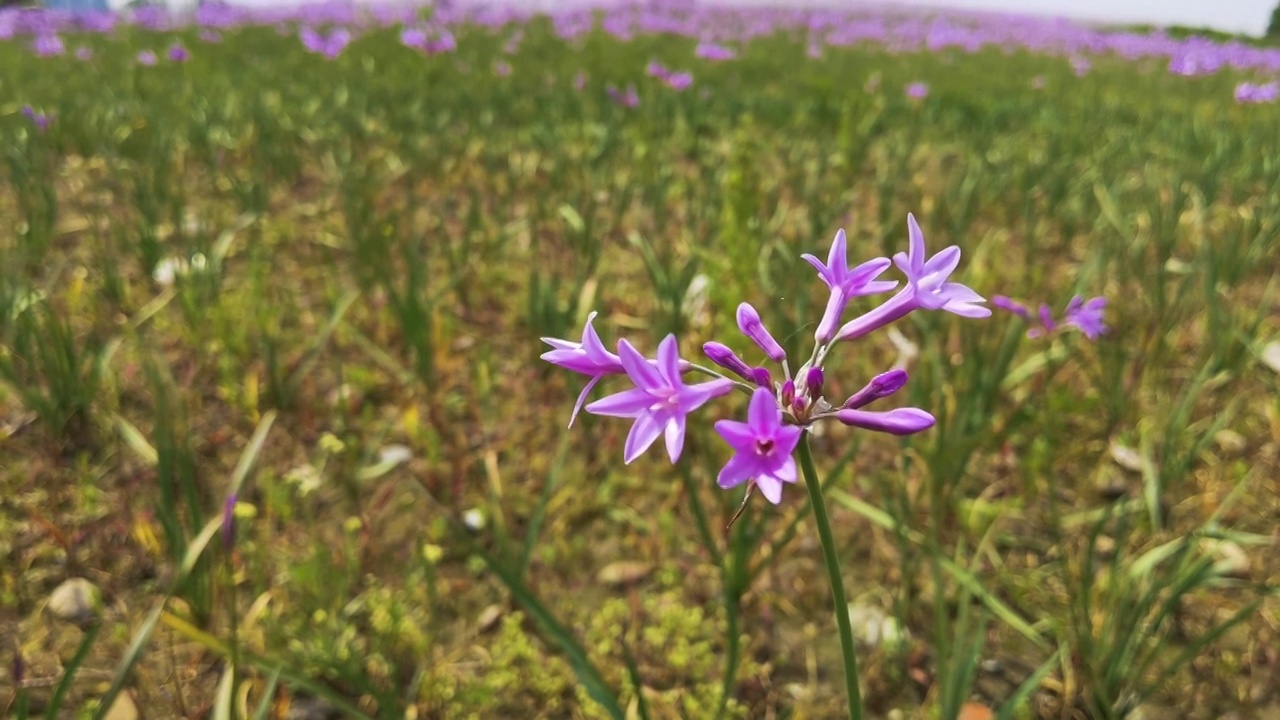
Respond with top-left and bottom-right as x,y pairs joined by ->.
663,413 -> 686,463
655,334 -> 683,386
827,228 -> 849,275
623,413 -> 663,464
746,387 -> 779,437
586,387 -> 653,417
567,375 -> 602,428
715,419 -> 758,452
617,338 -> 664,393
716,453 -> 757,488
755,476 -> 784,504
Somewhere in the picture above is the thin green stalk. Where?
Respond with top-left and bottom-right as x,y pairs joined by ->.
797,435 -> 863,720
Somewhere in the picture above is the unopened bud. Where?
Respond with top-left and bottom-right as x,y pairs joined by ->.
805,367 -> 825,400
703,342 -> 754,382
843,369 -> 908,409
780,379 -> 795,408
736,302 -> 787,363
749,366 -> 773,388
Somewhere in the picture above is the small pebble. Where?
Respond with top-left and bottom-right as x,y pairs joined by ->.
47,578 -> 101,628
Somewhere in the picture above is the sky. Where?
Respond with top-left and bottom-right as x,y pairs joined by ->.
875,0 -> 1275,36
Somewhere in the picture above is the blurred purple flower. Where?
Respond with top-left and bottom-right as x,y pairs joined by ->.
1070,55 -> 1091,76
905,82 -> 929,99
137,50 -> 157,66
1235,81 -> 1279,104
695,41 -> 736,61
573,71 -> 587,91
494,60 -> 512,76
993,294 -> 1107,340
714,387 -> 803,504
301,27 -> 351,59
663,71 -> 693,91
168,43 -> 189,63
32,34 -> 64,57
401,27 -> 455,55
606,83 -> 640,108
21,106 -> 52,133
200,29 -> 222,44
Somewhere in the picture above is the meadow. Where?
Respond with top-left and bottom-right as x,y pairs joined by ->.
2,2 -> 1279,718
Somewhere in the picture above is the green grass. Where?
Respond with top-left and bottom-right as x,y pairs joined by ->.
1,15 -> 1278,720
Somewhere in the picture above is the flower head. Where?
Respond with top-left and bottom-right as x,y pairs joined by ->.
894,214 -> 988,317
168,43 -> 189,63
905,82 -> 929,99
802,229 -> 896,343
1063,296 -> 1108,339
586,336 -> 733,463
714,388 -> 803,504
137,50 -> 157,66
541,312 -> 625,427
606,83 -> 640,108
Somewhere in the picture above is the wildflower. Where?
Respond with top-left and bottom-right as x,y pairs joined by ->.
32,34 -> 64,57
703,342 -> 770,386
834,214 -> 988,344
585,336 -> 733,463
993,294 -> 1107,340
835,407 -> 935,435
200,29 -> 221,44
494,61 -> 512,77
301,27 -> 351,59
905,82 -> 929,99
1070,55 -> 1091,77
137,50 -> 157,66
573,72 -> 587,91
21,106 -> 52,133
842,369 -> 908,409
540,311 -> 625,427
736,303 -> 787,363
1234,82 -> 1279,104
801,228 -> 896,344
168,43 -> 189,62
695,41 -> 736,61
714,387 -> 803,504
606,83 -> 640,108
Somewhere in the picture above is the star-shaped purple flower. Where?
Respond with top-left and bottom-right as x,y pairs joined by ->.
714,387 -> 803,504
802,228 -> 897,343
586,336 -> 733,464
540,312 -> 624,428
894,213 -> 989,318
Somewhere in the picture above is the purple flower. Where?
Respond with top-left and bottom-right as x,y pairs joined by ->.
1070,56 -> 1091,77
993,294 -> 1106,340
905,82 -> 929,99
301,27 -> 351,59
586,336 -> 733,463
21,106 -> 52,133
835,407 -> 935,436
606,83 -> 640,108
1235,82 -> 1279,104
75,46 -> 93,61
714,387 -> 804,504
573,72 -> 587,91
168,43 -> 189,63
541,312 -> 625,427
663,71 -> 693,91
137,50 -> 157,66
834,214 -> 988,343
32,34 -> 64,57
494,61 -> 512,77
1062,296 -> 1108,339
695,41 -> 736,61
737,302 -> 787,363
646,60 -> 666,77
802,229 -> 897,344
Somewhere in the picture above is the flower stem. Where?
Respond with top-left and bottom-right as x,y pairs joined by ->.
797,434 -> 863,719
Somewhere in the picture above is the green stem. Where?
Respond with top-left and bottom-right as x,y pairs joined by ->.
797,435 -> 863,720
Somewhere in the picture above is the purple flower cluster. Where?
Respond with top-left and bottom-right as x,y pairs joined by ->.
1234,81 -> 1279,104
400,26 -> 456,55
993,295 -> 1108,340
542,215 -> 988,505
646,60 -> 693,91
300,26 -> 351,59
695,41 -> 736,61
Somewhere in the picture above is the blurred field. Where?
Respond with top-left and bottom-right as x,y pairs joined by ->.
2,3 -> 1279,718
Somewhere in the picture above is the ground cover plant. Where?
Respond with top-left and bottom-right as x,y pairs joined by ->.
2,1 -> 1279,717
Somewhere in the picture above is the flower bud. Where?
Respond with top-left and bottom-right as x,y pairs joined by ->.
843,369 -> 908,409
835,407 -> 935,435
805,367 -> 825,400
780,379 -> 795,408
703,341 -> 754,382
736,302 -> 786,363
750,366 -> 773,388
